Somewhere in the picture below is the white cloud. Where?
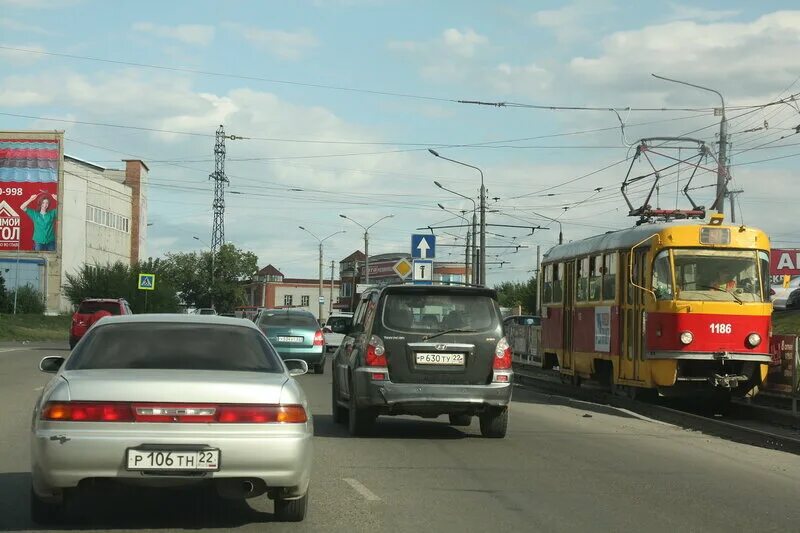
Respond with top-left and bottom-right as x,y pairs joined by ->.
569,11 -> 800,103
228,24 -> 318,60
531,2 -> 614,43
0,43 -> 46,64
667,3 -> 740,22
492,63 -> 552,96
132,22 -> 215,46
0,17 -> 49,34
441,28 -> 488,58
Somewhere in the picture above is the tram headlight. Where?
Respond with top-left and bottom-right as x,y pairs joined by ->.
679,331 -> 694,345
747,333 -> 762,348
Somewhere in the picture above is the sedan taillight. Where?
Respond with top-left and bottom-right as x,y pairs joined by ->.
313,330 -> 324,346
40,402 -> 307,423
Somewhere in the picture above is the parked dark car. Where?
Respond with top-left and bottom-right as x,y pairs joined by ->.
785,288 -> 800,310
256,309 -> 326,374
69,298 -> 132,349
331,284 -> 512,438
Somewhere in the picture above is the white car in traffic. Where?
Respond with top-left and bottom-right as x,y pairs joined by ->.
322,313 -> 353,353
771,276 -> 800,309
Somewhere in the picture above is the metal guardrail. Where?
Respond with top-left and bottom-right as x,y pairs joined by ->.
508,324 -> 542,367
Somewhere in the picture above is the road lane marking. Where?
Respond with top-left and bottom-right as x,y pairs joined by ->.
0,348 -> 24,354
34,386 -> 43,391
343,478 -> 380,501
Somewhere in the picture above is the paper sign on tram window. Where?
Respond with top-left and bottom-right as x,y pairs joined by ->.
594,306 -> 611,352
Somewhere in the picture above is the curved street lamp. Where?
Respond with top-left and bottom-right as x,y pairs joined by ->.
338,214 -> 394,284
298,226 -> 345,320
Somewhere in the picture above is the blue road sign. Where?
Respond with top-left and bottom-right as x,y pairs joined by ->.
413,259 -> 433,285
138,273 -> 156,291
411,234 -> 436,259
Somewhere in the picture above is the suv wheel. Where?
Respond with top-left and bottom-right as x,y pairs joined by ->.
331,376 -> 347,424
479,407 -> 508,438
448,414 -> 472,427
274,491 -> 308,522
348,386 -> 375,436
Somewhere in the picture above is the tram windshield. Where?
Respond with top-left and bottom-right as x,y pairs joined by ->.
653,249 -> 769,303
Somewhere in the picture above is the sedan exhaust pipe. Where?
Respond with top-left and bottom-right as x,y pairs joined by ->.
216,478 -> 266,499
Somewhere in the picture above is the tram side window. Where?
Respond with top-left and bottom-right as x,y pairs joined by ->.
542,264 -> 553,303
603,253 -> 617,300
553,263 -> 563,302
653,250 -> 673,300
589,255 -> 602,301
577,257 -> 589,301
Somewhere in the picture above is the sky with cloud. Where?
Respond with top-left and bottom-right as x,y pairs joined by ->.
1,0 -> 799,283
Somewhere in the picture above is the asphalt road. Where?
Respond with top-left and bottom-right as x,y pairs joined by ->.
2,343 -> 800,532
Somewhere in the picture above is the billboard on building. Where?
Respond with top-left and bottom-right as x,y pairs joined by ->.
0,133 -> 62,252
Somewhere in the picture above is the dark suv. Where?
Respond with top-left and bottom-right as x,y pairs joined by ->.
331,285 -> 513,438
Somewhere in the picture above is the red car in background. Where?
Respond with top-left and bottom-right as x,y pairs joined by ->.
69,298 -> 133,349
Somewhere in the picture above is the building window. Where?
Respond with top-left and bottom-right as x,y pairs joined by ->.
301,295 -> 310,307
87,204 -> 130,233
342,282 -> 352,297
284,295 -> 293,306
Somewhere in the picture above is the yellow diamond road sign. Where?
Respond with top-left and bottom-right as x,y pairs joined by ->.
393,258 -> 412,279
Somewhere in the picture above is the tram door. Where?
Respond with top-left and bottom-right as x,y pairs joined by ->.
561,261 -> 575,370
620,250 -> 646,382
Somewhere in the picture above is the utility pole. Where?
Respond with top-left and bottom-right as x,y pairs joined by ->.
318,242 -> 323,320
339,214 -> 394,286
651,74 -> 727,214
535,244 -> 541,316
727,189 -> 744,223
464,228 -> 471,284
330,260 -> 335,316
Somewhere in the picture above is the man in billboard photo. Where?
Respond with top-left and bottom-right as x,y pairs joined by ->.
20,192 -> 57,251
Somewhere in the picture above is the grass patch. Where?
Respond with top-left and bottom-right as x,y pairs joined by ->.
772,311 -> 800,335
0,314 -> 71,341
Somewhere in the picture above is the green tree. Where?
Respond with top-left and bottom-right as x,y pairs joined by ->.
0,271 -> 9,313
64,260 -> 180,313
494,276 -> 538,314
161,244 -> 258,313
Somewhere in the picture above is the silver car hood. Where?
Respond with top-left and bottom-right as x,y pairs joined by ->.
58,369 -> 289,404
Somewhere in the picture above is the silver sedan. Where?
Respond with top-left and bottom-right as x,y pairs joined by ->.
30,314 -> 313,524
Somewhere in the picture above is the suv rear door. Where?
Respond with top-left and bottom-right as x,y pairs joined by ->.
374,288 -> 503,385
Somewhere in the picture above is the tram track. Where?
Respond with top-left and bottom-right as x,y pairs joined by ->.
513,363 -> 800,455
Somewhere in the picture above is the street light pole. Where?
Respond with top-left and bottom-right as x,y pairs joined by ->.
437,204 -> 474,284
429,150 -> 485,286
339,214 -> 394,285
434,180 -> 477,284
652,74 -> 727,214
299,227 -> 345,321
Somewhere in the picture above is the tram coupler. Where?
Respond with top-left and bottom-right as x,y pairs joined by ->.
711,373 -> 749,389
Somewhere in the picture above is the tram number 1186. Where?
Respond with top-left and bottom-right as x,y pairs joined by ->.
709,323 -> 732,334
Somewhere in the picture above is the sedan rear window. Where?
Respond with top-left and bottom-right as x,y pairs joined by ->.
258,313 -> 319,329
77,301 -> 121,315
382,293 -> 498,332
66,323 -> 282,372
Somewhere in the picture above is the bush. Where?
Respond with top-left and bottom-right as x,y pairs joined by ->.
7,284 -> 45,314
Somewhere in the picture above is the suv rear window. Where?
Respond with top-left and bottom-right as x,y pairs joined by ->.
382,293 -> 498,332
77,301 -> 121,315
66,323 -> 282,373
258,312 -> 319,329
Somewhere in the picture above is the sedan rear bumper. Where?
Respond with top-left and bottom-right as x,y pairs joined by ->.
353,368 -> 512,415
274,346 -> 325,364
31,424 -> 313,499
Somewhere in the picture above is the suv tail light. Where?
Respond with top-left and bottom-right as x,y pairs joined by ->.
40,402 -> 307,423
313,330 -> 325,346
366,335 -> 387,367
493,337 -> 512,370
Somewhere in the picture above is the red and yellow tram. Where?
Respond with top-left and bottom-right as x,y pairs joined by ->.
539,215 -> 772,399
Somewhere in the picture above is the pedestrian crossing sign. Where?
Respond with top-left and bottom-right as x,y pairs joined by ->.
138,273 -> 156,291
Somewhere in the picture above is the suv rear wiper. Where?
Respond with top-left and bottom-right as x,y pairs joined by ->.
423,328 -> 477,341
698,284 -> 743,305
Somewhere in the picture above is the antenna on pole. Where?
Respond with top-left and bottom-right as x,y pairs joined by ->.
210,124 -> 229,255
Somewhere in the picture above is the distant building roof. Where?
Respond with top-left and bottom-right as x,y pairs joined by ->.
65,154 -> 106,172
340,250 -> 366,263
257,264 -> 284,277
283,278 -> 341,285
